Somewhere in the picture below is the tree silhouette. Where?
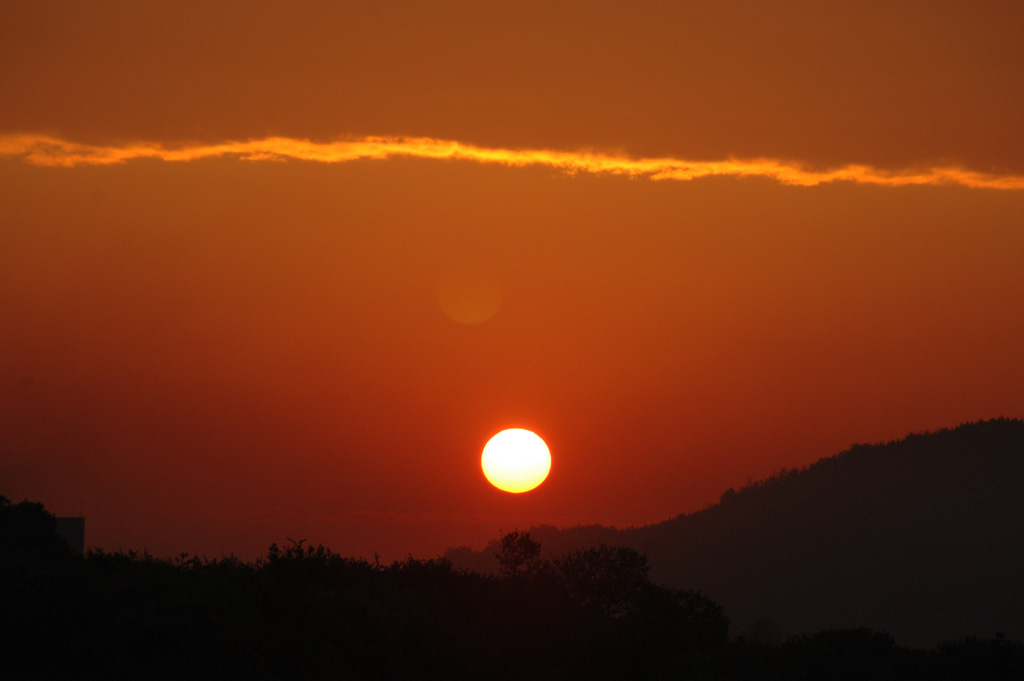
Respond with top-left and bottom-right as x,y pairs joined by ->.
553,545 -> 650,618
495,529 -> 542,579
5,487 -> 1023,679
0,495 -> 69,558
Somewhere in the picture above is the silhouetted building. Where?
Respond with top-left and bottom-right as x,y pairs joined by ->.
55,517 -> 85,555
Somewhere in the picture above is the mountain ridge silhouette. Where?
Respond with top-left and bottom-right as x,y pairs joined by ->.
446,418 -> 1024,647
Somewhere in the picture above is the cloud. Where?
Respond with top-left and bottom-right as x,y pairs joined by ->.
3,133 -> 1023,190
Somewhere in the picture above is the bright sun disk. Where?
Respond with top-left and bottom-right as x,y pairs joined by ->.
481,428 -> 551,493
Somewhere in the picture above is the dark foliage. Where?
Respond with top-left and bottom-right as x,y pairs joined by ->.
0,495 -> 70,558
3,498 -> 1022,679
1,502 -> 729,680
495,529 -> 542,578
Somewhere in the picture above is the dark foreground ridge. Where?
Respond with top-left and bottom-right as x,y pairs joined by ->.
3,505 -> 1023,680
3,419 -> 1024,679
448,418 -> 1024,648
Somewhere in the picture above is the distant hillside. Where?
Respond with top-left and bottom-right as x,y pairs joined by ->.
447,418 -> 1024,647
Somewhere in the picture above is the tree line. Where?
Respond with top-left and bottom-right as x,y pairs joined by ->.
2,495 -> 1022,679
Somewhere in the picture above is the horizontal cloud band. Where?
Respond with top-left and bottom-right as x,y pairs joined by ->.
2,134 -> 1023,190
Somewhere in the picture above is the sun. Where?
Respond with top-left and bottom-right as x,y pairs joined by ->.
481,428 -> 551,493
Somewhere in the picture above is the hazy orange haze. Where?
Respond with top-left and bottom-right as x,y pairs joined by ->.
2,1 -> 1023,560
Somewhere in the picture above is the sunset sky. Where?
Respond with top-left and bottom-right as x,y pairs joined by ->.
3,1 -> 1023,561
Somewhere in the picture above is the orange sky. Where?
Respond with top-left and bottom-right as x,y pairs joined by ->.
2,1 -> 1023,560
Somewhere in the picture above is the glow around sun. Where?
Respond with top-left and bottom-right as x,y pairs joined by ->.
481,428 -> 551,493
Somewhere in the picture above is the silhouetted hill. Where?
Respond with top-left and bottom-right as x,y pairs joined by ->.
5,465 -> 1024,678
447,418 -> 1024,647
